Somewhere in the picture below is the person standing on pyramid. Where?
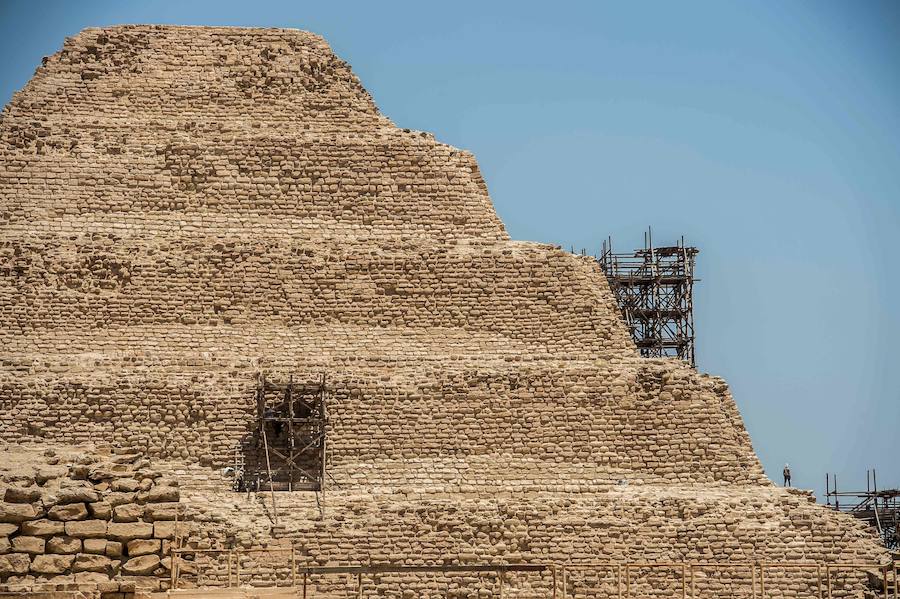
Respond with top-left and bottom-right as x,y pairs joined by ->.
783,464 -> 792,487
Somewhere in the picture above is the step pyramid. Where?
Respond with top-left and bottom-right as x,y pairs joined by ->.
0,25 -> 888,596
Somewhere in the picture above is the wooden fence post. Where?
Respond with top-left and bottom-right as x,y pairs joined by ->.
690,564 -> 695,599
817,564 -> 823,599
751,564 -> 756,599
759,564 -> 766,599
617,565 -> 622,599
261,427 -> 279,525
552,564 -> 557,599
170,550 -> 177,590
291,547 -> 297,587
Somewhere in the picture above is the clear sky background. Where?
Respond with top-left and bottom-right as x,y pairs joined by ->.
1,1 -> 897,498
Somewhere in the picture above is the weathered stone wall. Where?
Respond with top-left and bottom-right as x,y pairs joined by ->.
1,359 -> 764,485
0,26 -> 760,487
0,446 -> 183,592
167,478 -> 884,598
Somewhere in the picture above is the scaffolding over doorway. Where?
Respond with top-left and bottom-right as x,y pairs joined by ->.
599,228 -> 699,366
240,373 -> 329,498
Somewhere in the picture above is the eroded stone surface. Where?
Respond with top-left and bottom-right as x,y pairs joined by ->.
3,487 -> 41,504
10,536 -> 44,555
20,520 -> 65,537
0,504 -> 37,524
46,536 -> 82,554
30,554 -> 75,575
72,553 -> 114,573
0,449 -> 182,589
47,503 -> 88,521
0,554 -> 30,577
121,554 -> 159,575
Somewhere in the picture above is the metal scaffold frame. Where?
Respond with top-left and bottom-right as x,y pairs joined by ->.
256,373 -> 328,490
826,469 -> 900,550
238,373 -> 329,522
599,228 -> 699,366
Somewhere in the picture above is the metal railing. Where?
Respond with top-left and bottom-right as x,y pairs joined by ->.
170,548 -> 897,599
559,561 -> 898,599
171,549 -> 545,597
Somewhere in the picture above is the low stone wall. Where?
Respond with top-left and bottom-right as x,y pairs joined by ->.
0,447 -> 183,594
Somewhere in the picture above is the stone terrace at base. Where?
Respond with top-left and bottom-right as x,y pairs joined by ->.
0,25 -> 890,596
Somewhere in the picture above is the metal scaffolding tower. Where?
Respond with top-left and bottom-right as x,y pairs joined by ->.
238,372 -> 329,513
826,470 -> 900,550
599,228 -> 699,366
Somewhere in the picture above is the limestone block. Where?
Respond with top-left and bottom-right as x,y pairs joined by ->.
106,492 -> 136,507
89,501 -> 112,520
107,522 -> 153,542
110,479 -> 140,493
48,502 -> 89,521
20,519 -> 65,537
138,486 -> 179,503
0,553 -> 31,576
0,502 -> 37,523
126,538 -> 160,556
34,466 -> 67,486
64,519 -> 108,539
83,538 -> 106,554
105,541 -> 123,558
30,553 -> 75,575
40,492 -> 59,509
88,466 -> 127,481
73,553 -> 113,573
0,536 -> 9,554
69,465 -> 90,480
74,570 -> 111,583
121,554 -> 160,575
152,521 -> 176,540
46,536 -> 82,554
0,523 -> 18,537
3,487 -> 41,504
56,487 -> 100,505
143,502 -> 178,521
112,503 -> 144,523
11,536 -> 45,555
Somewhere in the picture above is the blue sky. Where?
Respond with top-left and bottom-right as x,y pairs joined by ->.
1,1 -> 897,497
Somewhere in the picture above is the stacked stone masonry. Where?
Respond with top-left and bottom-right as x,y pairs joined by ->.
0,445 -> 182,594
0,25 -> 890,596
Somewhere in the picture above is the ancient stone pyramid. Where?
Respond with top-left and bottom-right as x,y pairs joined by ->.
0,24 -> 886,590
